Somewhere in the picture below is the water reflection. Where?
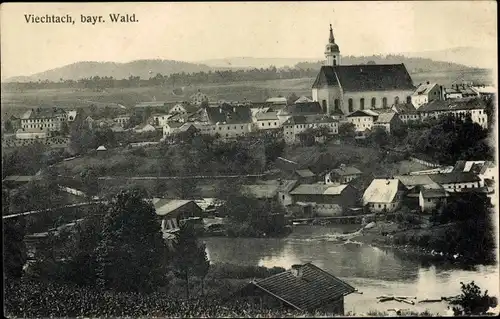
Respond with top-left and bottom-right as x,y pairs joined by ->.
203,226 -> 498,315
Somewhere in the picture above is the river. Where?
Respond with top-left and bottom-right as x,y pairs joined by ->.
204,225 -> 499,315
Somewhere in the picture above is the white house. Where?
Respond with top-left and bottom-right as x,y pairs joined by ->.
113,115 -> 131,127
254,111 -> 280,130
282,115 -> 338,144
427,172 -> 481,192
15,128 -> 49,140
20,108 -> 67,132
362,179 -> 406,213
417,98 -> 488,129
411,82 -> 442,109
419,187 -> 449,213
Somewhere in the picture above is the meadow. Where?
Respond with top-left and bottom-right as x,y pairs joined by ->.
1,68 -> 492,117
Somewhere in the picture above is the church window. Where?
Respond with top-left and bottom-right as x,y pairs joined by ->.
334,99 -> 340,110
382,97 -> 388,108
406,96 -> 411,104
371,97 -> 376,108
322,100 -> 327,113
348,99 -> 353,112
360,98 -> 365,110
394,96 -> 400,105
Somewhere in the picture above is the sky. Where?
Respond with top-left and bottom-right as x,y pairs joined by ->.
0,1 -> 497,79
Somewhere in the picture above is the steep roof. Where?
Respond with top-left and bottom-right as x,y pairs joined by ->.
289,184 -> 348,196
362,179 -> 402,204
330,166 -> 362,176
375,112 -> 397,124
421,188 -> 449,198
154,199 -> 198,216
241,184 -> 279,199
393,103 -> 417,114
413,82 -> 438,95
394,175 -> 438,188
281,102 -> 323,115
255,111 -> 279,121
312,65 -> 415,92
428,172 -> 480,184
206,106 -> 252,124
418,98 -> 486,112
21,108 -> 66,120
295,169 -> 316,178
251,263 -> 356,311
294,96 -> 313,103
283,115 -> 336,126
346,110 -> 376,118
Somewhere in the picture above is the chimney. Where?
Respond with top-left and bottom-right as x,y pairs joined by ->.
233,107 -> 236,112
291,264 -> 304,277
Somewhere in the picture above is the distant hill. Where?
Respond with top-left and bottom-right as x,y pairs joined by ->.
4,47 -> 494,83
403,47 -> 496,70
294,54 -> 476,73
5,60 -> 215,83
199,57 -> 319,69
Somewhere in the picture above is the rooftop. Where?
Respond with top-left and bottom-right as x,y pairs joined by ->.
375,112 -> 397,124
295,169 -> 316,178
283,115 -> 336,126
250,263 -> 356,311
255,111 -> 279,121
280,102 -> 323,115
413,82 -> 438,95
312,64 -> 415,92
206,105 -> 252,124
289,183 -> 349,196
330,166 -> 362,176
428,172 -> 481,184
154,199 -> 198,216
362,179 -> 402,204
20,108 -> 66,120
418,98 -> 486,112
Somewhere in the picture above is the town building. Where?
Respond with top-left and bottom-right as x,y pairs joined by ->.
154,199 -> 203,233
235,263 -> 356,315
289,183 -> 358,217
113,115 -> 130,127
427,172 -> 482,192
294,96 -> 313,103
277,102 -> 325,124
417,98 -> 488,129
392,103 -> 420,123
419,187 -> 449,213
20,108 -> 67,132
15,128 -> 50,140
372,111 -> 403,134
311,26 -> 415,116
345,109 -> 402,133
190,91 -> 209,106
442,87 -> 463,100
168,102 -> 198,115
254,111 -> 280,130
204,105 -> 253,139
151,113 -> 173,127
293,169 -> 317,184
362,179 -> 406,212
282,115 -> 338,144
265,96 -> 287,105
411,82 -> 443,109
325,164 -> 362,184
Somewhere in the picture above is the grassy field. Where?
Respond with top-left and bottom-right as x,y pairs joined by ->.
1,68 -> 492,117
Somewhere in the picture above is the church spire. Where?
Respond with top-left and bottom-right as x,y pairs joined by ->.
329,24 -> 335,44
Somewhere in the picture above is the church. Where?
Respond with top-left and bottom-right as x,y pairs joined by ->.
312,25 -> 416,116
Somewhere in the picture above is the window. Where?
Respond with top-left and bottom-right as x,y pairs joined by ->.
282,195 -> 285,200
262,123 -> 265,126
407,96 -> 411,103
274,122 -> 277,125
322,100 -> 327,113
382,97 -> 388,108
241,126 -> 243,129
334,99 -> 340,110
360,98 -> 365,110
348,99 -> 353,112
371,97 -> 376,108
394,96 -> 400,105
428,198 -> 432,202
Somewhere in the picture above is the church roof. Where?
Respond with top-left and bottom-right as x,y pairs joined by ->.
312,64 -> 415,92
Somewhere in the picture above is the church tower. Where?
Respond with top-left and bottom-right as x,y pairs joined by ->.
325,24 -> 340,66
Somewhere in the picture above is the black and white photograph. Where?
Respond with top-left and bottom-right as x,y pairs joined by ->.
2,1 -> 499,317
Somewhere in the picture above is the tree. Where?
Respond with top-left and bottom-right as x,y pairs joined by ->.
80,167 -> 99,197
369,127 -> 389,147
95,189 -> 169,292
3,218 -> 27,279
338,122 -> 356,139
450,281 -> 498,315
171,178 -> 198,199
286,92 -> 299,105
172,223 -> 209,299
